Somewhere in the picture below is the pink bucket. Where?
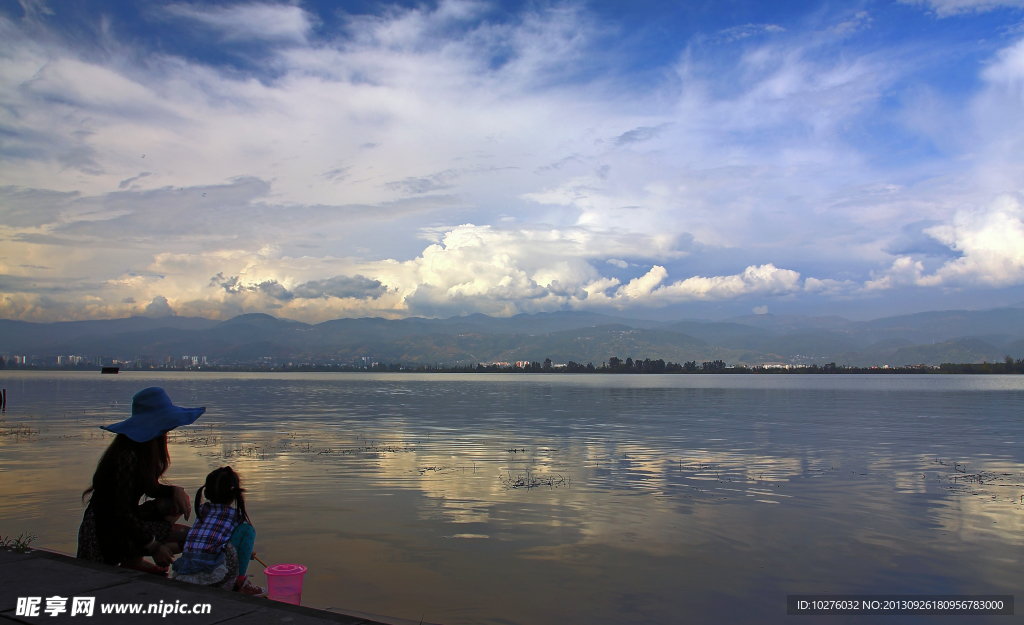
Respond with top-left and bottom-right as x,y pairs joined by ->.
264,564 -> 307,605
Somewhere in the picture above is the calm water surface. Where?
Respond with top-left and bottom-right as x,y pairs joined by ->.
1,372 -> 1022,624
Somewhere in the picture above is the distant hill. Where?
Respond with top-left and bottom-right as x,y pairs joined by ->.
0,316 -> 220,353
1006,339 -> 1024,360
723,314 -> 854,332
662,321 -> 773,350
886,339 -> 1005,367
752,331 -> 862,362
1,307 -> 1022,367
851,308 -> 1024,344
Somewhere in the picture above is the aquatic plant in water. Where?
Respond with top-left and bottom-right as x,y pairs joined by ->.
0,532 -> 37,553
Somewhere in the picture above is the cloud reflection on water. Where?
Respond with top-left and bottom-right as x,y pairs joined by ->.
0,372 -> 1022,624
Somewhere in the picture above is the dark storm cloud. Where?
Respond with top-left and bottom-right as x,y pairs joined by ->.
292,275 -> 386,300
210,273 -> 241,292
207,274 -> 385,301
256,280 -> 293,301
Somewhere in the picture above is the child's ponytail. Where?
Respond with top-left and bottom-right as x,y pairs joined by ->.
234,485 -> 252,526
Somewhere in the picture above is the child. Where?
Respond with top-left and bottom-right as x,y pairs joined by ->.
170,466 -> 266,596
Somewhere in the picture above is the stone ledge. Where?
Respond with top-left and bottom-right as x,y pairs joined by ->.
0,549 -> 434,625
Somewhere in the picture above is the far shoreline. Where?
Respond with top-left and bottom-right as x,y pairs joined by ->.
2,362 -> 1022,375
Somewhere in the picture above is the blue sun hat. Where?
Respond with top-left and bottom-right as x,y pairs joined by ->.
101,387 -> 205,442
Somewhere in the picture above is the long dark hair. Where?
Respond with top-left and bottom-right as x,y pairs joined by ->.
195,466 -> 251,526
83,433 -> 170,502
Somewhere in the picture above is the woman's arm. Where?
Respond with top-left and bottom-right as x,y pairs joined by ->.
169,486 -> 191,521
145,539 -> 175,567
143,475 -> 191,522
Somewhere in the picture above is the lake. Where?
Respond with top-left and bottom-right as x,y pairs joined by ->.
0,371 -> 1022,624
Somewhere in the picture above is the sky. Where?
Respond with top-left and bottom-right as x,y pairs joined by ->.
2,0 -> 1024,323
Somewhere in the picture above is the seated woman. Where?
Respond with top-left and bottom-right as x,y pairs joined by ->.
78,387 -> 204,574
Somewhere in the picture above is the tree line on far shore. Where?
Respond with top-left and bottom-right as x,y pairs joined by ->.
4,355 -> 1023,374
364,356 -> 1024,374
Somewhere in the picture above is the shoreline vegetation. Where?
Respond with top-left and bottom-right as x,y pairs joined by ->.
3,357 -> 1024,375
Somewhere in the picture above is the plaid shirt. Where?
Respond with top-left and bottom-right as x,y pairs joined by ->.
184,503 -> 240,555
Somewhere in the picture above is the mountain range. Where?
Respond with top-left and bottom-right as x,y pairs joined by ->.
1,307 -> 1023,367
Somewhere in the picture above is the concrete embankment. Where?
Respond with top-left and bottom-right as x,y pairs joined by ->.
0,548 -> 432,625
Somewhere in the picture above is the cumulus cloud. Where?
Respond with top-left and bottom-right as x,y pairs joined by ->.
550,262 -> 807,309
390,224 -> 600,317
649,264 -> 803,302
919,195 -> 1024,286
143,295 -> 175,317
617,266 -> 669,299
114,224 -> 806,321
867,195 -> 1024,290
378,227 -> 807,314
864,256 -> 926,291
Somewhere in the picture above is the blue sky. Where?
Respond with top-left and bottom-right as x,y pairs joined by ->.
1,0 -> 1024,322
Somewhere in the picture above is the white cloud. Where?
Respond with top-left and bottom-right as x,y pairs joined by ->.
804,277 -> 858,295
649,264 -> 803,302
711,24 -> 786,44
900,0 -> 1024,17
831,11 -> 873,36
1,4 -> 1024,321
864,256 -> 926,291
618,266 -> 669,299
163,3 -> 313,42
380,233 -> 807,313
0,222 -> 815,321
920,195 -> 1024,286
577,263 -> 806,309
866,195 -> 1024,290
